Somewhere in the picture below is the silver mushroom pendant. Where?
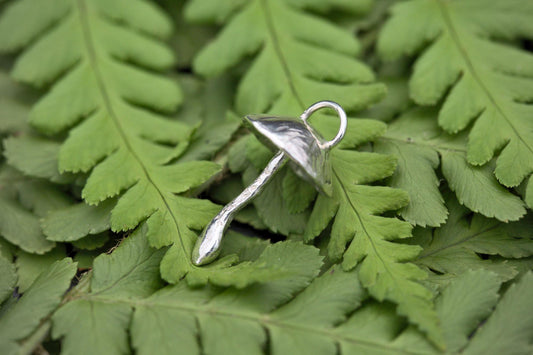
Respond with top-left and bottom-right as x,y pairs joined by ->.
192,100 -> 347,266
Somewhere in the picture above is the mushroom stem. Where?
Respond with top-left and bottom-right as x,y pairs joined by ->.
192,151 -> 287,266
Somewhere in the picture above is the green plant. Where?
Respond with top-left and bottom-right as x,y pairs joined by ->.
0,0 -> 532,354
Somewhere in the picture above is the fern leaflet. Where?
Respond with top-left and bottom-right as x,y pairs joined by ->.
378,0 -> 533,201
0,70 -> 34,133
188,0 -> 444,342
0,165 -> 71,254
0,245 -> 16,303
375,107 -> 526,226
411,195 -> 533,286
49,230 -> 322,355
187,0 -> 390,225
0,258 -> 76,355
0,0 -> 290,286
304,130 -> 443,346
3,211 -> 532,354
186,0 -> 385,116
40,231 -> 533,354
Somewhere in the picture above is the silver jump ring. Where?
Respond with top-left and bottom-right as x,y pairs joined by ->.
300,100 -> 347,150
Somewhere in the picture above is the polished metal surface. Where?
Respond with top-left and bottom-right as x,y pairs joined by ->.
301,100 -> 347,150
192,151 -> 286,266
192,100 -> 347,266
244,114 -> 332,195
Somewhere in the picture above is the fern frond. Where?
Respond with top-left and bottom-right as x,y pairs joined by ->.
0,0 -> 277,286
172,76 -> 241,163
1,2 -> 533,353
0,258 -> 77,355
202,23 -> 444,340
0,70 -> 112,255
0,154 -> 102,293
49,230 -> 322,355
461,272 -> 533,355
0,70 -> 34,133
48,231 -> 533,354
0,68 -> 76,184
188,0 -> 393,228
41,199 -> 113,244
0,166 -> 58,254
412,195 -> 533,286
0,245 -> 16,303
303,122 -> 443,346
378,0 -> 533,198
186,0 -> 385,116
375,107 -> 526,227
4,135 -> 76,184
230,117 -> 388,234
15,247 -> 71,293
361,75 -> 411,122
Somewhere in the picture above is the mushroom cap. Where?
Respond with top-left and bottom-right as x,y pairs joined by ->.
244,114 -> 333,196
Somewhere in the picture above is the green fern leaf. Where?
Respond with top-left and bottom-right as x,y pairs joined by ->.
0,246 -> 16,303
375,107 -> 526,226
0,258 -> 77,355
412,195 -> 533,285
0,69 -> 75,183
338,270 -> 533,354
132,265 -> 364,355
378,0 -> 533,195
171,75 -> 242,163
360,74 -> 411,122
1,114 -> 107,261
232,117 -> 388,234
0,195 -> 53,253
305,139 -> 444,346
3,135 -> 74,184
14,247 -> 67,293
52,232 -> 164,355
162,235 -> 323,287
434,269 -> 502,353
49,233 -> 533,355
336,270 -> 489,354
463,271 -> 533,355
0,70 -> 34,133
188,0 -> 391,225
527,182 -> 533,209
42,200 -> 113,244
0,168 -> 55,253
51,229 -> 323,355
72,232 -> 109,250
0,160 -> 78,254
282,169 -> 317,214
0,0 -> 275,286
186,0 -> 385,116
225,93 -> 441,341
1,2 -> 533,352
285,0 -> 374,15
